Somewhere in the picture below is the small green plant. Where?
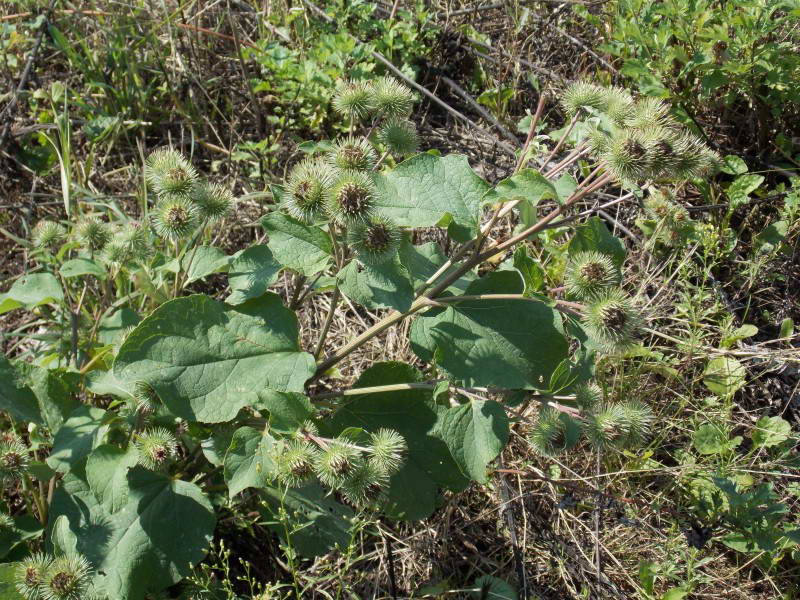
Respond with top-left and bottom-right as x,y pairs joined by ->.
0,77 -> 721,598
586,0 -> 800,150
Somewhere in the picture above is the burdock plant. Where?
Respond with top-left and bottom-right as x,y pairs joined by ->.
284,158 -> 333,223
31,220 -> 66,250
16,552 -> 52,600
347,216 -> 402,266
328,136 -> 377,171
325,170 -> 377,224
564,251 -> 620,300
582,289 -> 642,354
135,428 -> 178,470
41,554 -> 92,600
145,148 -> 197,197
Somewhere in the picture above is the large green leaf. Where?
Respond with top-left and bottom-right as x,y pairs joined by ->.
339,258 -> 415,312
184,246 -> 230,283
59,257 -> 107,279
0,515 -> 43,561
86,444 -> 139,513
261,212 -> 332,277
259,483 -> 354,557
46,406 -> 110,475
482,168 -> 559,207
703,356 -> 746,397
327,362 -> 468,520
398,239 -> 476,294
26,367 -> 81,433
48,469 -> 215,600
226,245 -> 281,305
410,272 -> 568,389
114,294 -> 315,423
223,426 -> 275,497
0,355 -> 42,423
0,273 -> 64,314
435,398 -> 509,483
0,563 -> 25,599
374,154 -> 489,239
97,308 -> 141,346
255,390 -> 313,434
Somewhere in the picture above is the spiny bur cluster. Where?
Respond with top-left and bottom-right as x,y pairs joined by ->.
283,76 -> 419,267
640,188 -> 697,247
134,427 -> 178,470
562,81 -> 720,184
16,552 -> 93,600
145,148 -> 234,239
0,436 -> 30,484
273,426 -> 407,509
563,252 -> 641,354
528,384 -> 654,456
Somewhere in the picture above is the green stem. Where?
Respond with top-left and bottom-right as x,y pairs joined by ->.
313,286 -> 341,361
22,475 -> 47,525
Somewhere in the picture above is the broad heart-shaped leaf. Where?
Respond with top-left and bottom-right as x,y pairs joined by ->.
410,271 -> 569,389
482,168 -> 559,208
327,362 -> 468,521
0,514 -> 43,561
398,239 -> 476,294
338,257 -> 415,312
0,563 -> 25,599
226,244 -> 281,305
86,444 -> 139,512
374,153 -> 489,239
114,294 -> 315,423
751,415 -> 792,448
259,483 -> 354,557
254,390 -> 313,434
435,399 -> 509,483
0,355 -> 42,423
25,366 -> 81,434
568,216 -> 626,268
59,257 -> 107,279
48,468 -> 215,600
47,406 -> 110,476
261,212 -> 332,277
184,246 -> 230,283
97,307 -> 141,346
223,426 -> 275,497
703,356 -> 746,397
0,272 -> 63,314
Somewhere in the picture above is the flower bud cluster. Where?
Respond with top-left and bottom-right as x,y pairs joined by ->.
273,427 -> 407,509
529,383 -> 654,456
563,252 -> 642,354
640,189 -> 696,247
563,81 -> 720,183
283,76 -> 419,267
144,148 -> 234,239
16,552 -> 93,600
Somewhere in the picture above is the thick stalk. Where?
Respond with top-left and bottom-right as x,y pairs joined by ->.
313,286 -> 341,361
